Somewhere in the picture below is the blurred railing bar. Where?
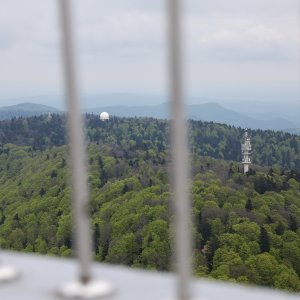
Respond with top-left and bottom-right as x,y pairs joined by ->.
58,0 -> 92,284
167,0 -> 192,300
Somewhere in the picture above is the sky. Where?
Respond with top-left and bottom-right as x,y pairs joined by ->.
0,0 -> 299,107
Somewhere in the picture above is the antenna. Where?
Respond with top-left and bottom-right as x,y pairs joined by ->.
241,128 -> 252,174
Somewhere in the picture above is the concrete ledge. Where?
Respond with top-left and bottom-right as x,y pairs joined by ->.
0,251 -> 299,300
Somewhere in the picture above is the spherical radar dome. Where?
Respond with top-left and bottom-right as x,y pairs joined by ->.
100,112 -> 109,121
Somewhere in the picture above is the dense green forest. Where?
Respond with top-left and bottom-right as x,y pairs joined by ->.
0,114 -> 299,170
0,115 -> 299,292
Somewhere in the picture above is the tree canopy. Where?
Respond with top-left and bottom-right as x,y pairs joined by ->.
0,115 -> 299,292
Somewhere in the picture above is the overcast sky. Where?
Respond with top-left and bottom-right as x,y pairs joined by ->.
0,0 -> 299,106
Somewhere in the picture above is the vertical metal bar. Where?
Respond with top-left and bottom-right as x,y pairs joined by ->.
58,0 -> 92,284
167,0 -> 191,300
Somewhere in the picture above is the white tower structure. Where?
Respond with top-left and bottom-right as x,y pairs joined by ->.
241,129 -> 252,173
100,112 -> 109,121
47,112 -> 52,121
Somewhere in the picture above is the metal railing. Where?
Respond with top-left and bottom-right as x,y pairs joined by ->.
0,0 -> 194,299
0,1 -> 299,300
167,0 -> 193,299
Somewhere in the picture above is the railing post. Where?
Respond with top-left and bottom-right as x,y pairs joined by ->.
57,0 -> 115,298
0,263 -> 19,283
167,0 -> 192,299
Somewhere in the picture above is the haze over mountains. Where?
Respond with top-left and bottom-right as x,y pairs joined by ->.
0,103 -> 60,120
0,95 -> 299,133
86,102 -> 298,132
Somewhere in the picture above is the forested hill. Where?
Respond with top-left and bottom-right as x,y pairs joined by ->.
0,103 -> 60,120
0,114 -> 300,292
0,143 -> 300,292
0,114 -> 299,171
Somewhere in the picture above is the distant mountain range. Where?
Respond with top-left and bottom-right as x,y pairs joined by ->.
0,101 -> 298,134
0,103 -> 60,120
87,102 -> 299,133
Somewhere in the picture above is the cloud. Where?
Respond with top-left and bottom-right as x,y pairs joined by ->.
0,31 -> 13,49
0,0 -> 298,62
186,14 -> 299,62
0,0 -> 299,101
76,11 -> 165,61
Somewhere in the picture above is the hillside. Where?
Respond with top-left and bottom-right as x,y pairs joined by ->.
0,144 -> 299,292
0,103 -> 60,120
0,115 -> 299,292
0,114 -> 299,170
0,101 -> 298,132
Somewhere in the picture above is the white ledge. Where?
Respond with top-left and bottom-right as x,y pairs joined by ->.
0,251 -> 299,300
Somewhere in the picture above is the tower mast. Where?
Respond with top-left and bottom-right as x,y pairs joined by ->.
242,129 -> 252,173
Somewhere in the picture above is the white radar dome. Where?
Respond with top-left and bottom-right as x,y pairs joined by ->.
100,112 -> 109,121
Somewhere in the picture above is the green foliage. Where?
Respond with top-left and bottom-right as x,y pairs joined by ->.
0,116 -> 300,292
1,114 -> 300,171
259,226 -> 270,253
